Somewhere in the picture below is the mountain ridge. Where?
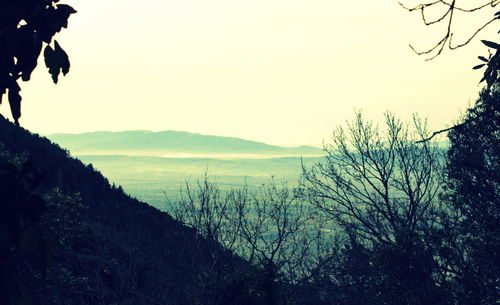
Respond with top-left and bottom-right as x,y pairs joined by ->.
48,130 -> 323,156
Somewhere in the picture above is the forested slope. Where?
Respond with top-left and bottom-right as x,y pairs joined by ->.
0,115 -> 260,305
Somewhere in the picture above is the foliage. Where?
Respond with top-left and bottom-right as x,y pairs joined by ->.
443,85 -> 500,305
476,38 -> 500,89
0,0 -> 76,125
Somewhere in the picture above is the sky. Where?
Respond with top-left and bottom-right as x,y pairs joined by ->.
2,0 -> 498,146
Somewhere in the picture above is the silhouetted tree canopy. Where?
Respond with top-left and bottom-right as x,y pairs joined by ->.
0,0 -> 76,125
443,85 -> 500,305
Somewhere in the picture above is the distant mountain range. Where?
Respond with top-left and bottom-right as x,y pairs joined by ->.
48,130 -> 323,156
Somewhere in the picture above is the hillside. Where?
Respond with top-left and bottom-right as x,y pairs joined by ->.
0,116 -> 263,305
48,130 -> 323,156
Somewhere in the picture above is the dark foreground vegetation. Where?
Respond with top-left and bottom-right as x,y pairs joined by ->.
167,88 -> 500,305
0,115 -> 268,305
1,86 -> 497,305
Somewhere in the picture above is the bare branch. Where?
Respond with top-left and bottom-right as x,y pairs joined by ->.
449,17 -> 497,49
399,0 -> 499,13
416,112 -> 484,142
401,0 -> 499,60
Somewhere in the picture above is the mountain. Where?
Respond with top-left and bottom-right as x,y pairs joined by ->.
0,116 -> 263,305
47,130 -> 323,156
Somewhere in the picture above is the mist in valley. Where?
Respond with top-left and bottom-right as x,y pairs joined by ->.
49,131 -> 324,209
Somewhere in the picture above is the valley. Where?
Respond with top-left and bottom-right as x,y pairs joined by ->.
48,131 -> 324,210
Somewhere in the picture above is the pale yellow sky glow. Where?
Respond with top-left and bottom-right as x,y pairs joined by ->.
3,0 -> 497,146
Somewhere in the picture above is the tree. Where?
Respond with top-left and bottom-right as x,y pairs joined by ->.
300,112 -> 450,305
301,112 -> 443,244
167,176 -> 318,305
443,85 -> 500,305
0,0 -> 76,125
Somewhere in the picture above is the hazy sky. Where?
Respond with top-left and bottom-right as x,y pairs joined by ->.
3,0 -> 497,146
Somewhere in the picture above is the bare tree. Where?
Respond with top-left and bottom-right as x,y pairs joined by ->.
166,175 -> 321,305
300,112 -> 443,245
167,173 -> 245,252
299,112 -> 451,305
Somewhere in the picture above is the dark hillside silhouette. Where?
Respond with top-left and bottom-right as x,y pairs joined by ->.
0,115 -> 263,305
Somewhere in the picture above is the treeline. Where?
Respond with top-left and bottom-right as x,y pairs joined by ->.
167,87 -> 500,305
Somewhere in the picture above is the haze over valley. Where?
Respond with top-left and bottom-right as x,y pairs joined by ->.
48,130 -> 324,209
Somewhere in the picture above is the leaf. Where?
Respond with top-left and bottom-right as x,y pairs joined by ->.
44,45 -> 60,83
44,41 -> 71,83
51,4 -> 78,33
8,80 -> 22,125
481,40 -> 500,49
57,4 -> 78,15
478,56 -> 489,63
36,5 -> 77,43
54,41 -> 70,76
473,64 -> 486,70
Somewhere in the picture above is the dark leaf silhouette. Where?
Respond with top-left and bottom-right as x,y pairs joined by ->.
473,64 -> 486,70
44,45 -> 60,84
478,56 -> 489,63
481,40 -> 500,49
55,41 -> 70,76
8,81 -> 21,125
0,1 -> 75,124
44,41 -> 70,84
